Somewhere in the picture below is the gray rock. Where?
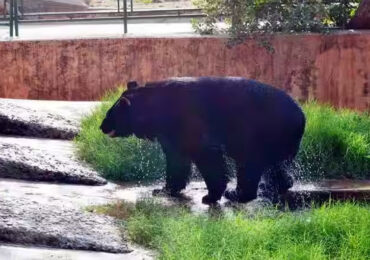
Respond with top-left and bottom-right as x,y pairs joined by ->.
0,101 -> 79,140
0,138 -> 106,185
0,196 -> 130,253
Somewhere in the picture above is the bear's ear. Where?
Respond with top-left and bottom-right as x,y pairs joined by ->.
127,81 -> 138,90
120,96 -> 131,106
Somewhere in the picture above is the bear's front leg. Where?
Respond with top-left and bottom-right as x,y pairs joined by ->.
153,138 -> 192,197
194,146 -> 229,204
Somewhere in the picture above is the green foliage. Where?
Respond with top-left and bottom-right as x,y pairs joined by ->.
75,89 -> 369,182
74,88 -> 165,182
192,0 -> 228,35
192,0 -> 362,41
324,0 -> 361,27
102,200 -> 370,259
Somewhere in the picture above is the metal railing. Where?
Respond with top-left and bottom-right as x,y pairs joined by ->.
118,0 -> 134,13
10,0 -> 19,36
1,0 -> 204,37
1,0 -> 19,37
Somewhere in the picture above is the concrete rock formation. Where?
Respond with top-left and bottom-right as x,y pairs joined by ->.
0,100 -> 79,139
0,138 -> 107,185
0,100 -> 146,257
0,196 -> 130,253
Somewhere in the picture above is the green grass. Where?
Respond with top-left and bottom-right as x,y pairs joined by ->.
74,89 -> 165,182
74,89 -> 369,182
297,102 -> 369,180
94,200 -> 370,260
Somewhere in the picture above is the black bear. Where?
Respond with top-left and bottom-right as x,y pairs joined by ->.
100,77 -> 306,204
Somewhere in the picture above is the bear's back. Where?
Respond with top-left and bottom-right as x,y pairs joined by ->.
155,77 -> 296,113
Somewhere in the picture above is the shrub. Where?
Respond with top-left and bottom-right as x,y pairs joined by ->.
74,89 -> 369,182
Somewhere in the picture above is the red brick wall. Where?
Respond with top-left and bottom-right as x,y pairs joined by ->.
0,33 -> 369,110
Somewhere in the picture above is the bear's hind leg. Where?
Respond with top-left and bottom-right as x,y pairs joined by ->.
194,147 -> 229,204
274,163 -> 294,195
225,163 -> 263,203
258,162 -> 294,204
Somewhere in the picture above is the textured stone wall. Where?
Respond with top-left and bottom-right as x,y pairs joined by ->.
0,33 -> 369,110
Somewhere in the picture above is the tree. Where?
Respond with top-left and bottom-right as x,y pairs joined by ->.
347,0 -> 370,29
193,0 -> 363,37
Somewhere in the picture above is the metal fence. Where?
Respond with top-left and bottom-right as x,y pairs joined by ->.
1,0 -> 19,36
1,0 -> 203,37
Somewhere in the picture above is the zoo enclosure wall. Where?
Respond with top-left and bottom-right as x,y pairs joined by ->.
0,33 -> 369,111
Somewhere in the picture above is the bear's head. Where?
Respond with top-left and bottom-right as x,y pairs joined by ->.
100,81 -> 139,138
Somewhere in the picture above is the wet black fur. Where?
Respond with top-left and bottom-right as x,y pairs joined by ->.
101,77 -> 306,204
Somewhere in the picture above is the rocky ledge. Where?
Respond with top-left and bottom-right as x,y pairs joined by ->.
0,100 -> 79,140
0,137 -> 106,185
0,196 -> 130,253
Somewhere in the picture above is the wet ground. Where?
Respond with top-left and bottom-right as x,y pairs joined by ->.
2,176 -> 368,216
